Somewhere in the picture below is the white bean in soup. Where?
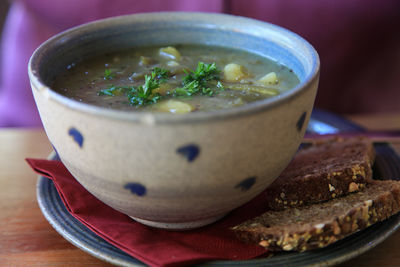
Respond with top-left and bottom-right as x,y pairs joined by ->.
52,45 -> 300,113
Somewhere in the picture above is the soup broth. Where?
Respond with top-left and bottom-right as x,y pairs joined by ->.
52,45 -> 300,113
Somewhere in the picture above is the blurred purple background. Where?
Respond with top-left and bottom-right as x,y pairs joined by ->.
0,0 -> 399,127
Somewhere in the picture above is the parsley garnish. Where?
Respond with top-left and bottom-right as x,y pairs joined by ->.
98,85 -> 126,96
152,67 -> 169,83
127,73 -> 162,106
174,80 -> 199,96
174,62 -> 222,96
98,62 -> 224,107
104,69 -> 114,80
99,67 -> 169,106
184,62 -> 220,84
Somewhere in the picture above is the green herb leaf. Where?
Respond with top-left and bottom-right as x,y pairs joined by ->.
174,62 -> 222,97
104,69 -> 114,80
152,67 -> 169,83
174,80 -> 199,96
98,63 -> 223,108
99,67 -> 170,106
217,81 -> 225,91
126,68 -> 169,106
183,62 -> 219,85
98,85 -> 126,96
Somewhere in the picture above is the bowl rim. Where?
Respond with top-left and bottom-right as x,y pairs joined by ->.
28,11 -> 320,125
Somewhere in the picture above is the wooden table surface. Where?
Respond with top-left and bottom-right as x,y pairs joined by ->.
1,113 -> 400,266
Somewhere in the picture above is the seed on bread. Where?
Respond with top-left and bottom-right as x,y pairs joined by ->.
329,184 -> 335,192
349,182 -> 359,192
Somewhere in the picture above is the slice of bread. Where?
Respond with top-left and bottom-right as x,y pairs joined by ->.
232,180 -> 400,252
265,137 -> 375,210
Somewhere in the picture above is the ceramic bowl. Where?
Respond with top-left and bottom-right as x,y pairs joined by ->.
28,12 -> 319,230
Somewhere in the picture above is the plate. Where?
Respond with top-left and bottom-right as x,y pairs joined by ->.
36,109 -> 400,266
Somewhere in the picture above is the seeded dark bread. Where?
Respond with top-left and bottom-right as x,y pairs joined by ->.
265,137 -> 375,210
232,180 -> 400,252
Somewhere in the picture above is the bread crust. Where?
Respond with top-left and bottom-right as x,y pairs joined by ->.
265,137 -> 375,210
232,180 -> 400,251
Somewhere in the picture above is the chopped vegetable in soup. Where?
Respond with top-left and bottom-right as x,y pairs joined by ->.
52,45 -> 300,113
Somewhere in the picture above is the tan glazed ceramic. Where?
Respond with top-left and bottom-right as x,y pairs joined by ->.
28,12 -> 320,229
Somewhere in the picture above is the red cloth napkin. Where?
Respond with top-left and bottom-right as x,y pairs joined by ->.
27,158 -> 269,267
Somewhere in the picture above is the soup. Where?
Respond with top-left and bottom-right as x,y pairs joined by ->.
52,45 -> 300,113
